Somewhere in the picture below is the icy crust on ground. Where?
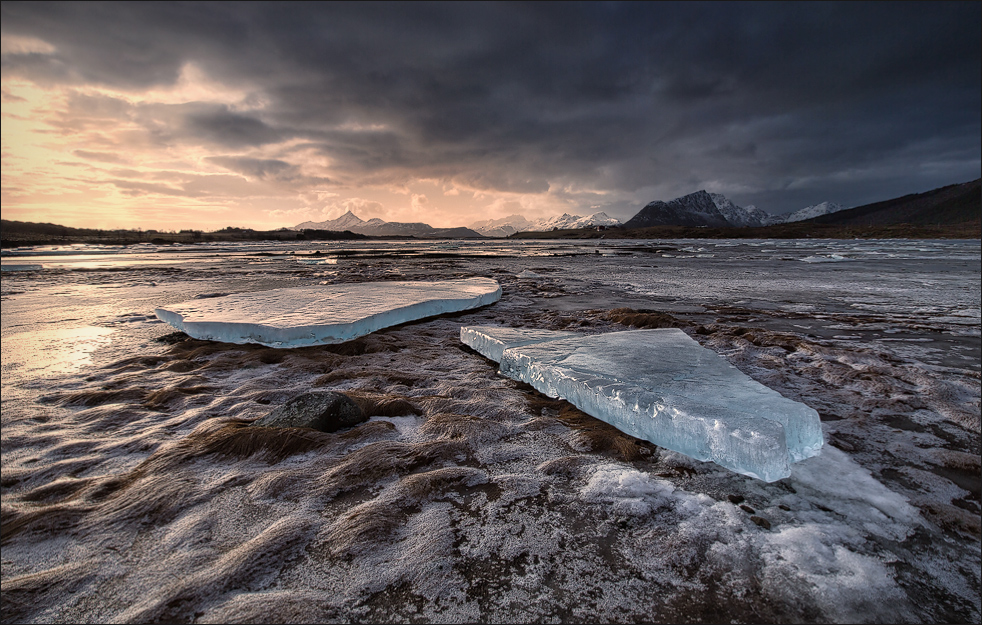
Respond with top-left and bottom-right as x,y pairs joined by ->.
464,327 -> 823,482
155,278 -> 501,347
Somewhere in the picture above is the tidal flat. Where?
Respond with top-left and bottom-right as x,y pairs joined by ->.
2,238 -> 979,623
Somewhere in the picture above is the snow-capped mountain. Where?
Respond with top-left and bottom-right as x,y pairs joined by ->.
746,205 -> 785,226
294,210 -> 369,232
577,211 -> 622,227
294,210 -> 482,238
533,213 -> 584,231
708,193 -> 763,227
468,214 -> 533,237
470,211 -> 621,236
623,190 -> 851,228
564,211 -> 622,229
781,201 -> 846,223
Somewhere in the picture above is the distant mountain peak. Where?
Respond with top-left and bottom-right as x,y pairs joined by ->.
782,201 -> 845,223
293,212 -> 483,238
625,190 -> 732,228
468,211 -> 621,236
623,190 -> 791,228
709,192 -> 764,227
294,210 -> 366,231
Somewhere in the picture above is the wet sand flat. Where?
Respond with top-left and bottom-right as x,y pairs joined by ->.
2,239 -> 979,623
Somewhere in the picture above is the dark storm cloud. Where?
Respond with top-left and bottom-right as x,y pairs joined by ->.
3,1 -> 979,214
205,156 -> 296,180
205,155 -> 333,187
184,109 -> 284,148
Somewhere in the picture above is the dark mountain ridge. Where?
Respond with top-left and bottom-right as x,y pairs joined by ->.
806,178 -> 980,227
624,190 -> 732,228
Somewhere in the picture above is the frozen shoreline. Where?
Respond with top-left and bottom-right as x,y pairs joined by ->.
2,239 -> 979,623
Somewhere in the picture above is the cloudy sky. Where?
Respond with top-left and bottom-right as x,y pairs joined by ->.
2,2 -> 979,230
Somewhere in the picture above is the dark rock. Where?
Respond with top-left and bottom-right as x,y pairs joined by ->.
727,494 -> 745,504
740,504 -> 756,514
779,504 -> 791,511
251,391 -> 366,433
750,515 -> 772,530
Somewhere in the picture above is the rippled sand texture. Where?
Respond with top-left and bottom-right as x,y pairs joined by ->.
2,239 -> 979,623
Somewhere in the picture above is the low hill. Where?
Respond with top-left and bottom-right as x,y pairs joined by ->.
0,221 -> 366,248
294,210 -> 484,238
806,178 -> 980,227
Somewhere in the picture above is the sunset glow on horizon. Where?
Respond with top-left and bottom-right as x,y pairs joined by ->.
2,3 -> 979,231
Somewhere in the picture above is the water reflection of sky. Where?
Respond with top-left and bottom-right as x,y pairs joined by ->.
1,325 -> 115,378
2,238 -> 977,379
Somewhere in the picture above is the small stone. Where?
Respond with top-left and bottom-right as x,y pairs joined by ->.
779,504 -> 791,511
750,515 -> 771,530
727,494 -> 745,504
740,504 -> 756,514
251,391 -> 366,433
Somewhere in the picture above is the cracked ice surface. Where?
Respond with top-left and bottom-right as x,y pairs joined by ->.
465,326 -> 823,481
156,278 -> 501,348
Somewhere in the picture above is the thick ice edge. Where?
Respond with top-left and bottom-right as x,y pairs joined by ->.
460,325 -> 580,362
464,326 -> 823,481
156,278 -> 501,348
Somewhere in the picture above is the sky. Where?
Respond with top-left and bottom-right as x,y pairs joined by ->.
2,2 -> 979,231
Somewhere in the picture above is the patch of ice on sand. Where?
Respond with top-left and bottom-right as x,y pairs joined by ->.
580,465 -> 678,516
789,445 -> 920,540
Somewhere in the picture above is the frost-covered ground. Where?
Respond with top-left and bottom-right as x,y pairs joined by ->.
2,239 -> 979,623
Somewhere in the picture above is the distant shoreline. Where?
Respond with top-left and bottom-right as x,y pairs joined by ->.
2,219 -> 978,248
5,178 -> 978,247
507,221 -> 981,241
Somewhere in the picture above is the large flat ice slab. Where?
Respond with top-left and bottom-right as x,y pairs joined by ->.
156,278 -> 501,348
460,325 -> 581,362
462,326 -> 822,481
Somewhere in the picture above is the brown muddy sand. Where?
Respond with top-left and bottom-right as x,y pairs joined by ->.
1,299 -> 979,623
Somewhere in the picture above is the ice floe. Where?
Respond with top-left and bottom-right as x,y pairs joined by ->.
156,278 -> 501,348
461,326 -> 823,481
461,325 -> 579,362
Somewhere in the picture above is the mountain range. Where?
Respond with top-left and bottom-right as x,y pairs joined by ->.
294,212 -> 483,238
294,210 -> 622,238
294,199 -> 847,236
468,212 -> 622,237
5,179 -> 975,248
294,179 -> 978,236
624,191 -> 847,229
